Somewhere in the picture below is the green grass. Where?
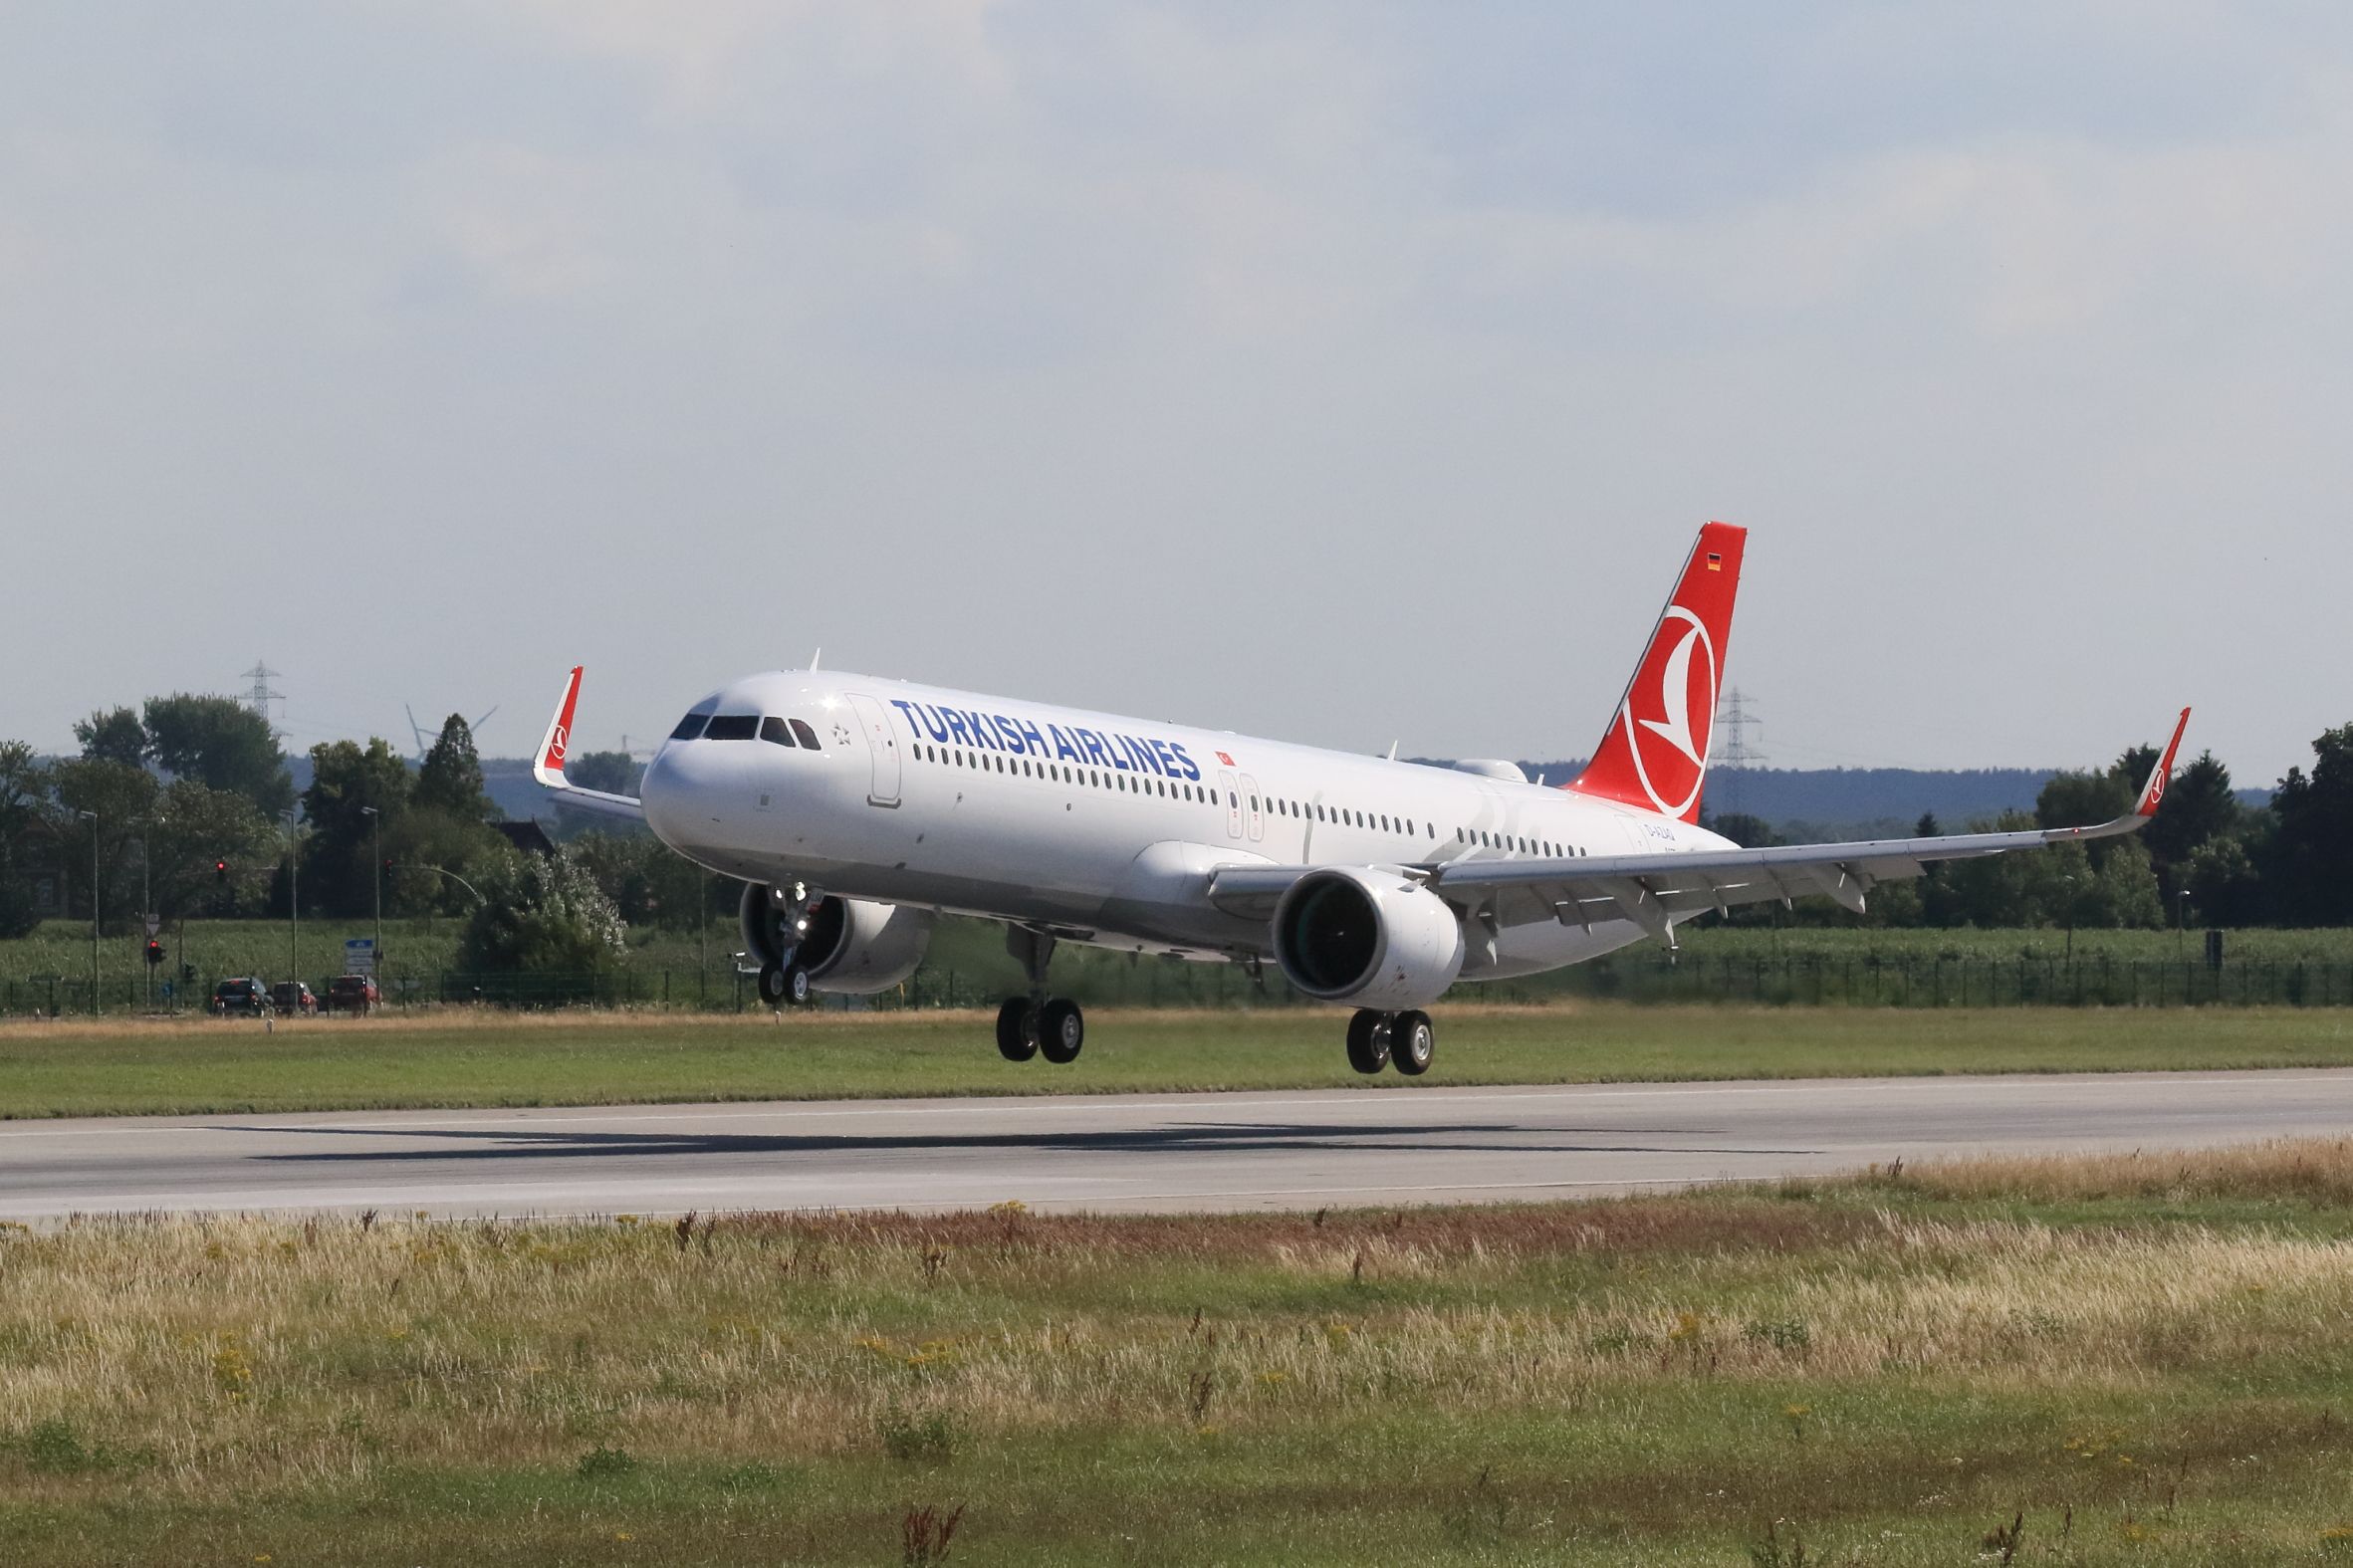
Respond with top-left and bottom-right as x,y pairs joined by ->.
9,1143 -> 2353,1563
5,1004 -> 2353,1119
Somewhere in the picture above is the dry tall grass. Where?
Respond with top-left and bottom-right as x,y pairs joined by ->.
1841,1134 -> 2353,1205
6,1147 -> 2353,1502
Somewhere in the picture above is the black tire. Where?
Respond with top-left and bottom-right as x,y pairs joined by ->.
996,998 -> 1040,1062
785,964 -> 814,1007
758,964 -> 790,1005
1391,1010 -> 1435,1076
1038,999 -> 1084,1064
1345,1009 -> 1391,1074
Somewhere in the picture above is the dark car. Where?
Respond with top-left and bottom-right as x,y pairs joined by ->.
327,974 -> 380,1015
209,977 -> 271,1016
269,981 -> 319,1016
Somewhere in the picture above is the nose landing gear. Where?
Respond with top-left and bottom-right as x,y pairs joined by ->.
1346,1008 -> 1436,1076
997,927 -> 1085,1065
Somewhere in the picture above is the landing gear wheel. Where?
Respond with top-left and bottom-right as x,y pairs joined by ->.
1390,1010 -> 1435,1076
1038,999 -> 1085,1064
758,964 -> 790,1006
1345,1009 -> 1392,1075
995,998 -> 1040,1062
784,964 -> 813,1007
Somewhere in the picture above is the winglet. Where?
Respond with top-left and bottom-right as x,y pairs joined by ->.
2133,707 -> 2192,817
535,666 -> 585,788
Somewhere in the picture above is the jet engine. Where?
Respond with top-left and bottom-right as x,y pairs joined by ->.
741,883 -> 935,994
1271,867 -> 1466,1009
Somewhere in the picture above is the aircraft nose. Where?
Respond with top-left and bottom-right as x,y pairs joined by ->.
637,746 -> 704,847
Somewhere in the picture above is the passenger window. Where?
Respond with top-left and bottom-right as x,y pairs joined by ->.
790,719 -> 821,749
759,717 -> 797,747
669,713 -> 710,741
704,714 -> 759,741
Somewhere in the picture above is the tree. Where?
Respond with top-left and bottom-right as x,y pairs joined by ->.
2267,723 -> 2353,926
1701,812 -> 1779,848
459,846 -> 629,974
145,781 -> 279,921
382,804 -> 505,916
415,714 -> 496,821
45,758 -> 160,929
142,694 -> 294,819
74,707 -> 148,768
0,741 -> 46,938
570,829 -> 718,929
2144,751 -> 2240,872
300,739 -> 412,916
567,751 -> 640,795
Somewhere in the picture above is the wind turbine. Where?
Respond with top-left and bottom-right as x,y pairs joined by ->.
406,704 -> 500,762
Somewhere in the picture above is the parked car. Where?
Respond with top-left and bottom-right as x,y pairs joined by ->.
328,974 -> 380,1015
269,981 -> 319,1016
209,977 -> 271,1016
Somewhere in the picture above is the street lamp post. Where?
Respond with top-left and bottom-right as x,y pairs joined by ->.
361,806 -> 381,988
139,835 -> 151,1011
76,810 -> 98,1012
286,813 -> 300,991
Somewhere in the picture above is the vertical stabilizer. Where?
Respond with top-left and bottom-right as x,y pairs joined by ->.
1566,522 -> 1747,823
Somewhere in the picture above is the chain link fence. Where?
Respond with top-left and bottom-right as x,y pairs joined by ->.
7,954 -> 2351,1015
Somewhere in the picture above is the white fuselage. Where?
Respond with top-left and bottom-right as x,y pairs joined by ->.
637,670 -> 1732,978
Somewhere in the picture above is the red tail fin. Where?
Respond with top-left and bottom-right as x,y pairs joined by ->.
1566,522 -> 1747,823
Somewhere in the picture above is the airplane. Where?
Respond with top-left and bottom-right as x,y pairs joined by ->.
534,523 -> 2189,1075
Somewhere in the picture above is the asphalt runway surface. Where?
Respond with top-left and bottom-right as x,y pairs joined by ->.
5,1067 -> 2351,1223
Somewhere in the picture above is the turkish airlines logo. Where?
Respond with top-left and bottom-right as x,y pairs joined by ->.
547,724 -> 569,765
1622,604 -> 1716,818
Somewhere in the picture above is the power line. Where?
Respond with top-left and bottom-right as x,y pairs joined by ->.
1713,686 -> 1765,815
239,661 -> 286,731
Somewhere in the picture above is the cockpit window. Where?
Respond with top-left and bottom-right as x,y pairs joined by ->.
704,715 -> 760,741
789,718 -> 820,749
669,713 -> 709,741
760,717 -> 797,748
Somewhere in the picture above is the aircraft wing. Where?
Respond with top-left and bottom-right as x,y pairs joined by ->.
533,665 -> 646,823
1209,708 -> 2189,940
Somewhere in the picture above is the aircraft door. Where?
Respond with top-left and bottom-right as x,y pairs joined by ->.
845,693 -> 901,807
1239,774 -> 1266,842
1219,770 -> 1243,838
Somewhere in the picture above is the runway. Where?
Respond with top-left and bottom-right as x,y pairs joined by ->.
5,1066 -> 2350,1222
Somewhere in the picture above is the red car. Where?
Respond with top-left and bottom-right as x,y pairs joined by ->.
269,981 -> 319,1016
328,974 -> 380,1015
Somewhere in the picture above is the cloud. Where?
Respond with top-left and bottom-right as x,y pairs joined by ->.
0,4 -> 2345,777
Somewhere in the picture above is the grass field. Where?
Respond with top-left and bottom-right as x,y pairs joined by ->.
4,1004 -> 2353,1120
8,1141 -> 2353,1563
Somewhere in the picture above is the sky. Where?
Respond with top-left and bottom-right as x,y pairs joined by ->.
1,2 -> 2344,784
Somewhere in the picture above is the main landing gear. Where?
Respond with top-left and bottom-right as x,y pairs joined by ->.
1345,1008 -> 1435,1077
997,927 -> 1084,1065
758,960 -> 813,1008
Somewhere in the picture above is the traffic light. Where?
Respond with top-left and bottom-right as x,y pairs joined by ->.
181,962 -> 195,983
214,859 -> 228,884
144,940 -> 164,968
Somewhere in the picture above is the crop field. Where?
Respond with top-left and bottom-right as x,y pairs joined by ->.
7,917 -> 2353,1017
3,1005 -> 2352,1120
6,1140 -> 2353,1563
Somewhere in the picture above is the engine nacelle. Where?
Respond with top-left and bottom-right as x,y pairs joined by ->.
741,883 -> 935,995
1272,867 -> 1466,1009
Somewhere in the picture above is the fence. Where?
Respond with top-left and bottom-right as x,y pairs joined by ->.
7,955 -> 2353,1015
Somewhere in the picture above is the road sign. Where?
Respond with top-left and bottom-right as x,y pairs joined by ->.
345,937 -> 376,977
145,915 -> 161,938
